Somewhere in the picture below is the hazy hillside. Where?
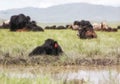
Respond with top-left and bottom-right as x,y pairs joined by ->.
0,3 -> 120,22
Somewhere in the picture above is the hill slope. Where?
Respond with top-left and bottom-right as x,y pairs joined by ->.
0,3 -> 120,22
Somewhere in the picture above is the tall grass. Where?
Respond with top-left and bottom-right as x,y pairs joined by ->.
0,30 -> 120,56
0,29 -> 120,65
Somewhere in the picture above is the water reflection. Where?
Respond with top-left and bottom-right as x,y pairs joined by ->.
54,69 -> 120,84
1,66 -> 120,84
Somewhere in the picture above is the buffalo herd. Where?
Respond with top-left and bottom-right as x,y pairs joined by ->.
0,14 -> 119,56
93,22 -> 118,32
0,14 -> 118,33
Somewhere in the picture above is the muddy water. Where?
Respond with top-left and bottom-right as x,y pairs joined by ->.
0,65 -> 120,84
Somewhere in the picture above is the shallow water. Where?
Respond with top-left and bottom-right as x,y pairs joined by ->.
1,65 -> 120,84
54,69 -> 120,84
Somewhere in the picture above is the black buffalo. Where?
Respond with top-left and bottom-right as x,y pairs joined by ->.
73,20 -> 81,26
9,14 -> 30,31
45,25 -> 56,29
79,20 -> 93,28
117,26 -> 120,29
77,26 -> 97,39
45,25 -> 66,30
102,27 -> 118,32
56,26 -> 66,29
9,14 -> 44,31
29,39 -> 63,56
66,25 -> 72,29
25,21 -> 44,31
73,20 -> 93,28
72,20 -> 93,30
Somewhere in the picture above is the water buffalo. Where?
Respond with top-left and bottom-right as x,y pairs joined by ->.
9,14 -> 29,31
45,25 -> 66,30
72,20 -> 81,30
56,26 -> 66,29
77,26 -> 97,39
9,14 -> 44,32
102,27 -> 118,32
71,20 -> 93,30
29,39 -> 63,56
66,24 -> 72,29
79,20 -> 93,28
117,26 -> 120,29
93,22 -> 118,32
45,25 -> 56,29
0,20 -> 10,29
73,20 -> 81,26
25,21 -> 44,31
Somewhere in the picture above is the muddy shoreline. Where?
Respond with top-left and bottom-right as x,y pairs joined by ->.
1,64 -> 120,74
0,56 -> 120,66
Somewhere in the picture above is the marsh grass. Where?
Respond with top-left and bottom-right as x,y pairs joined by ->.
0,22 -> 120,84
0,29 -> 120,65
0,73 -> 59,84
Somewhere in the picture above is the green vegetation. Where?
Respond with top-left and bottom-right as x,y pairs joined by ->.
0,29 -> 120,65
0,28 -> 120,84
0,73 -> 60,84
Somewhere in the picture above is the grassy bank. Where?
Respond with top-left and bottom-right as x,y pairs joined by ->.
0,29 -> 120,65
